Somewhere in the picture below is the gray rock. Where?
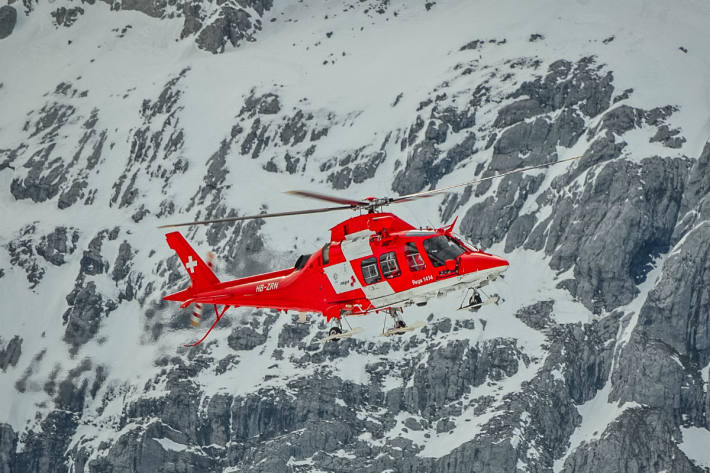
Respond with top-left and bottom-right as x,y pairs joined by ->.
326,150 -> 386,190
561,409 -> 700,473
0,6 -> 16,40
504,213 -> 536,252
0,424 -> 16,473
16,410 -> 77,473
673,143 -> 710,245
593,104 -> 644,136
241,91 -> 281,117
679,142 -> 710,218
280,110 -> 309,146
612,218 -> 710,414
611,334 -> 706,427
228,326 -> 267,351
546,157 -> 690,313
36,227 -> 79,266
547,313 -> 621,404
493,98 -> 545,128
0,336 -> 22,371
512,57 -> 614,118
106,0 -> 166,18
63,281 -> 117,352
392,102 -> 477,194
390,339 -> 526,420
88,422 -> 216,473
460,173 -> 544,248
196,4 -> 265,54
55,360 -> 92,413
277,319 -> 310,348
515,300 -> 554,330
7,224 -> 46,288
80,232 -> 108,276
460,39 -> 484,50
205,393 -> 233,447
392,140 -> 439,194
112,70 -> 188,210
111,241 -> 134,282
651,124 -> 686,149
10,144 -> 68,204
180,0 -> 204,38
51,6 -> 84,27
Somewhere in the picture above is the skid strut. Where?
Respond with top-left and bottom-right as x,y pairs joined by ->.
185,304 -> 230,347
382,308 -> 406,332
328,317 -> 344,337
459,288 -> 499,310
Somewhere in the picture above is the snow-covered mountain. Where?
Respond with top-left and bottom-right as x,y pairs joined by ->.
1,0 -> 710,471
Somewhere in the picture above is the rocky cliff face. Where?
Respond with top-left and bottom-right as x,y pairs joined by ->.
2,1 -> 710,472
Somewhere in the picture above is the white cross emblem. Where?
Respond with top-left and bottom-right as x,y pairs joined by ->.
185,256 -> 197,274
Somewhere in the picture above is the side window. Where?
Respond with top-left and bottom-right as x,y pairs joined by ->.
404,242 -> 426,271
360,257 -> 382,285
379,251 -> 401,279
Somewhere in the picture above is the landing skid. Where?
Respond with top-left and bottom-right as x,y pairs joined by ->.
459,288 -> 500,311
462,295 -> 500,310
382,320 -> 425,337
317,327 -> 364,344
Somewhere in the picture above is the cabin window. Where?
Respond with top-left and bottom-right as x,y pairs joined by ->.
379,252 -> 401,279
360,257 -> 382,285
404,242 -> 426,271
321,243 -> 330,265
423,235 -> 466,267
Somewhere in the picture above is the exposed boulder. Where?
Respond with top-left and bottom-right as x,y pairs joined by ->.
0,6 -> 16,40
63,281 -> 117,352
0,424 -> 16,473
7,224 -> 46,288
36,227 -> 79,266
0,336 -> 22,371
515,300 -> 554,330
196,4 -> 266,54
51,6 -> 84,27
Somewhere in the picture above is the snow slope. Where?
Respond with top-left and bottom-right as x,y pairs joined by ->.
1,0 -> 710,472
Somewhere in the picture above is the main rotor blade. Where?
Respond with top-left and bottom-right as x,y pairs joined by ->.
157,205 -> 354,229
390,155 -> 582,204
285,190 -> 368,207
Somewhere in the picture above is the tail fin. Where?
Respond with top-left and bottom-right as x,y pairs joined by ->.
165,232 -> 220,292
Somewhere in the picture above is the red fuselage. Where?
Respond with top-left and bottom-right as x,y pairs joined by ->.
167,213 -> 509,321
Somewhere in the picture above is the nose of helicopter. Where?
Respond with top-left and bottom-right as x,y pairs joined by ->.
458,252 -> 509,276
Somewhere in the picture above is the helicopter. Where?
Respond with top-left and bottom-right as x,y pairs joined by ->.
160,156 -> 580,344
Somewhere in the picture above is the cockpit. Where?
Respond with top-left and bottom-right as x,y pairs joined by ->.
421,235 -> 467,266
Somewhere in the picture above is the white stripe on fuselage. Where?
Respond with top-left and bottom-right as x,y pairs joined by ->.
323,262 -> 362,294
361,280 -> 395,299
368,266 -> 506,309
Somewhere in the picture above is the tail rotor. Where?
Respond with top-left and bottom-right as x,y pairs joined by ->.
188,251 -> 216,328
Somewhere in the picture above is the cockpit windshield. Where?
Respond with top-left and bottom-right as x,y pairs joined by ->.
451,232 -> 478,251
422,235 -> 467,267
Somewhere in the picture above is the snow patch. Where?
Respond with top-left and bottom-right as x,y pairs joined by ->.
679,427 -> 710,469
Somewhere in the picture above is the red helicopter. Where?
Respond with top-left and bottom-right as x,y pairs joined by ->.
160,157 -> 579,344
